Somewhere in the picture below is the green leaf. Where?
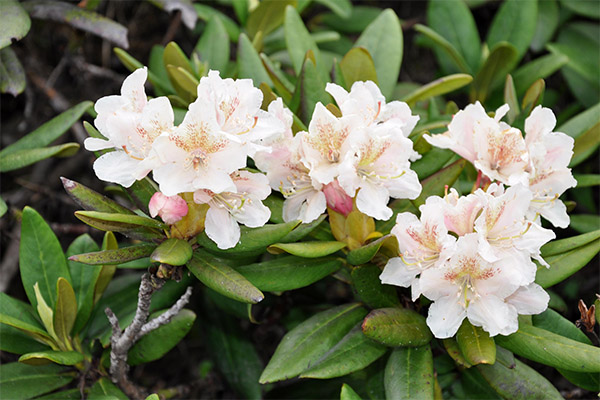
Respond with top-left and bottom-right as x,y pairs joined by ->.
362,308 -> 432,347
412,159 -> 467,208
66,234 -> 101,334
486,0 -> 537,62
74,210 -> 165,241
573,174 -> 600,188
471,42 -> 518,102
300,324 -> 387,379
385,345 -> 434,400
128,309 -> 195,365
0,196 -> 7,218
197,220 -> 300,258
246,0 -> 294,44
414,24 -> 470,74
0,0 -> 31,49
477,347 -> 562,399
148,45 -> 175,95
34,283 -> 58,343
259,303 -> 367,383
339,47 -> 378,88
195,15 -> 229,72
113,48 -> 172,94
163,41 -> 193,74
69,243 -> 156,265
536,236 -> 600,288
260,53 -> 294,103
531,0 -> 559,52
0,47 -> 26,96
495,324 -> 600,372
88,378 -> 128,400
187,249 -> 264,304
512,53 -> 568,97
314,0 -> 352,18
166,64 -> 198,101
232,0 -> 248,24
0,362 -> 75,399
237,33 -> 272,86
456,320 -> 496,365
0,293 -> 55,348
403,73 -> 473,107
150,238 -> 192,266
560,0 -> 600,19
340,383 -> 362,400
351,264 -> 400,309
93,231 -> 118,305
443,338 -> 472,368
411,147 -> 455,181
347,235 -> 394,266
0,323 -> 49,355
127,177 -> 158,214
570,214 -> 600,234
285,5 -> 321,76
18,350 -> 83,366
321,6 -> 381,34
0,142 -> 80,172
426,0 -> 480,73
521,79 -> 545,117
268,241 -> 346,258
279,214 -> 327,243
504,75 -> 519,123
541,230 -> 600,257
20,207 -> 71,310
289,50 -> 329,123
23,1 -> 128,48
233,255 -> 342,292
53,278 -> 77,348
194,3 -> 240,43
558,102 -> 600,140
354,9 -> 402,99
571,122 -> 600,167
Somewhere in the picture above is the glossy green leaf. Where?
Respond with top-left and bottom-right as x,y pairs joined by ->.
0,362 -> 75,399
531,0 -> 559,52
279,214 -> 327,243
23,1 -> 128,48
53,278 -> 77,347
285,5 -> 321,76
20,207 -> 71,310
70,245 -> 156,267
18,350 -> 83,366
512,53 -> 569,97
355,9 -> 402,98
362,308 -> 432,347
268,241 -> 346,258
246,0 -> 294,43
146,395 -> 160,400
163,41 -> 193,74
339,47 -> 378,88
351,264 -> 400,309
412,159 -> 466,208
74,210 -> 165,241
426,0 -> 480,73
573,174 -> 600,188
0,323 -> 49,355
166,64 -> 198,101
536,236 -> 600,288
237,33 -> 272,86
300,324 -> 387,379
93,231 -> 118,305
541,229 -> 600,257
260,303 -> 367,383
471,42 -> 518,102
486,0 -> 537,61
88,378 -> 128,400
477,347 -> 562,399
340,383 -> 362,400
0,0 -> 31,49
187,249 -> 264,304
194,3 -> 240,42
195,16 -> 229,72
385,345 -> 434,400
347,235 -> 394,266
414,24 -> 470,74
61,177 -> 135,215
66,234 -> 101,334
411,147 -> 455,181
0,142 -> 79,172
289,50 -> 329,123
571,122 -> 600,167
233,255 -> 342,292
128,309 -> 195,365
504,75 -> 519,123
495,324 -> 600,372
443,338 -> 472,368
150,238 -> 192,266
456,320 -> 496,365
197,220 -> 299,258
0,47 -> 26,96
404,73 -> 472,106
558,103 -> 600,139
0,292 -> 55,348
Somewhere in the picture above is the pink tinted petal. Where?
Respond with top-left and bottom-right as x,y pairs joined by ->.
323,180 -> 353,216
149,192 -> 188,224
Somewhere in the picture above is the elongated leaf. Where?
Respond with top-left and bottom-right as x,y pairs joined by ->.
194,3 -> 240,43
573,174 -> 600,188
74,210 -> 165,241
486,0 -> 537,61
351,264 -> 400,309
347,235 -> 395,266
339,47 -> 378,88
88,378 -> 128,400
70,244 -> 156,266
495,324 -> 600,372
411,147 -> 455,181
513,53 -> 568,97
571,122 -> 600,167
260,303 -> 367,383
531,0 -> 559,52
113,48 -> 172,94
426,0 -> 480,73
166,64 -> 198,102
0,293 -> 55,348
541,230 -> 600,257
558,103 -> 600,140
414,24 -> 470,74
0,0 -> 31,49
385,345 -> 434,400
246,0 -> 293,43
53,278 -> 77,348
403,74 -> 472,106
128,309 -> 195,365
19,350 -> 83,366
0,362 -> 75,399
362,308 -> 432,347
443,338 -> 472,368
268,241 -> 346,258
456,320 -> 496,365
570,214 -> 600,234
237,33 -> 272,86
560,0 -> 600,18
0,47 -> 26,96
301,324 -> 387,379
20,207 -> 71,310
0,196 -> 7,218
150,238 -> 192,266
285,5 -> 321,76
321,6 -> 381,34
127,177 -> 158,214
471,42 -> 518,102
354,9 -> 402,98
62,177 -> 134,214
260,53 -> 293,103
0,323 -> 49,355
187,249 -> 264,303
93,231 -> 118,305
280,214 -> 327,243
195,15 -> 229,72
504,75 -> 520,123
412,159 -> 466,208
163,41 -> 193,74
521,79 -> 545,117
536,237 -> 600,288
0,142 -> 79,172
289,50 -> 329,123
233,256 -> 342,292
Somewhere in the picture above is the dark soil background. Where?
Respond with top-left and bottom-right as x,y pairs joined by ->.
1,1 -> 598,399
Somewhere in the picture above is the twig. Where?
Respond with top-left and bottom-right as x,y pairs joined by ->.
105,273 -> 192,399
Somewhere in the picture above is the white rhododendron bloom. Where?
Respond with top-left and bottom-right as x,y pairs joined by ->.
85,68 -> 174,187
193,170 -> 271,249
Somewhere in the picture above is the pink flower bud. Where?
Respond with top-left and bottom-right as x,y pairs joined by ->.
148,192 -> 188,225
323,180 -> 353,217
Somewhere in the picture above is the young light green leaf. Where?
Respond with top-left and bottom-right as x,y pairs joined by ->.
351,264 -> 400,309
61,177 -> 135,215
0,292 -> 56,348
0,362 -> 75,400
340,383 -> 362,400
187,249 -> 264,304
150,238 -> 192,266
512,53 -> 568,96
0,142 -> 80,172
34,283 -> 58,343
260,303 -> 367,383
412,159 -> 467,208
486,0 -> 537,62
268,241 -> 346,258
403,73 -> 473,107
233,255 -> 342,292
195,15 -> 229,72
285,5 -> 321,76
18,350 -> 83,366
456,320 -> 496,365
53,278 -> 77,349
385,345 -> 434,400
355,9 -> 402,98
414,24 -> 470,74
300,324 -> 387,379
471,42 -> 518,102
362,308 -> 432,347
163,41 -> 193,74
246,0 -> 294,44
0,0 -> 31,49
166,65 -> 198,101
238,33 -> 273,86
339,47 -> 378,88
0,47 -> 26,96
